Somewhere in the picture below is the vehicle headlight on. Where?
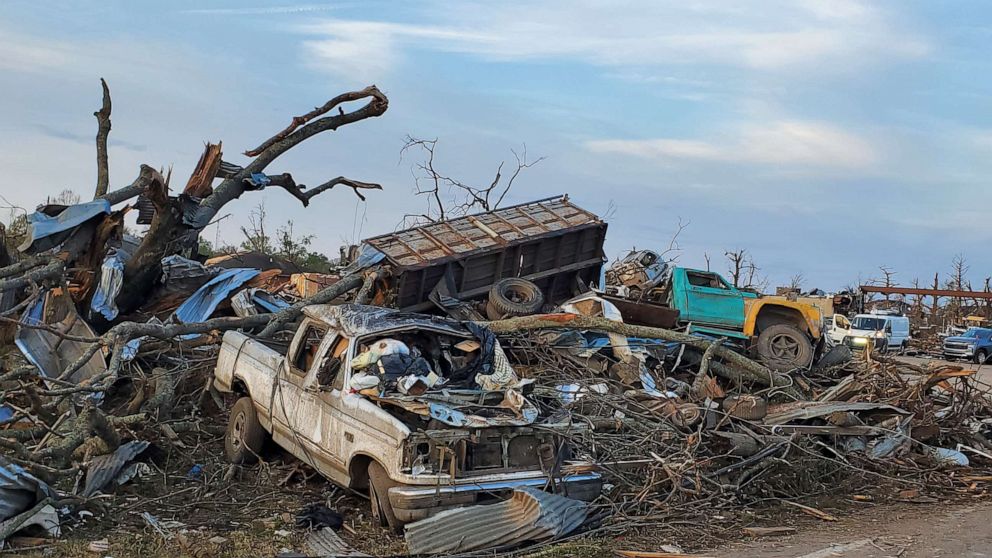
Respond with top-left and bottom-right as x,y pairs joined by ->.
852,337 -> 869,345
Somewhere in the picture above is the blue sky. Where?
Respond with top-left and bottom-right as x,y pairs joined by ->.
0,1 -> 986,290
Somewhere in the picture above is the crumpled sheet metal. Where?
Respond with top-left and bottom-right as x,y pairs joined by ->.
15,291 -> 107,389
404,487 -> 589,555
304,304 -> 467,339
376,391 -> 539,428
0,457 -> 57,526
173,268 -> 259,323
82,440 -> 151,497
305,527 -> 370,557
231,287 -> 291,317
18,199 -> 111,253
90,250 -> 126,320
161,255 -> 217,283
338,243 -> 386,276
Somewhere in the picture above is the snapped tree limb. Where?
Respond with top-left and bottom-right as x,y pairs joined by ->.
483,313 -> 790,388
93,78 -> 112,199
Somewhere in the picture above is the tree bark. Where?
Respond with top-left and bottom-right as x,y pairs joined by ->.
93,78 -> 112,198
114,168 -> 171,315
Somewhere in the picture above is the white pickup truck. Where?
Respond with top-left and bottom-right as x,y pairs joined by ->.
213,304 -> 601,530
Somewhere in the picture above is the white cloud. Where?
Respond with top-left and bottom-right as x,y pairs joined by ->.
294,1 -> 929,81
299,20 -> 492,84
586,120 -> 878,169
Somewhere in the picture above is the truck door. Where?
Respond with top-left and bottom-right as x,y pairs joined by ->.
315,335 -> 351,473
274,321 -> 329,466
831,314 -> 851,344
680,270 -> 745,329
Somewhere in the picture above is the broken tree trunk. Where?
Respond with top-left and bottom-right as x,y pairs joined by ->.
484,314 -> 791,388
93,78 -> 112,199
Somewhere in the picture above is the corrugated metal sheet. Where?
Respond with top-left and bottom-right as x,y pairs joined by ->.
404,487 -> 589,555
82,440 -> 151,497
365,196 -> 601,270
305,527 -> 369,557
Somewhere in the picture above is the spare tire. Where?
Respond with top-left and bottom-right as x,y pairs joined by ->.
487,278 -> 544,319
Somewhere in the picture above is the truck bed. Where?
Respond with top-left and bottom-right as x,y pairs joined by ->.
213,330 -> 283,394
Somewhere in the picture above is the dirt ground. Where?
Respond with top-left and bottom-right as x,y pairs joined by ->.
709,499 -> 992,558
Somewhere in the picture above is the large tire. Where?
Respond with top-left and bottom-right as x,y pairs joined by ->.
755,324 -> 813,371
487,278 -> 544,319
225,397 -> 266,464
976,349 -> 989,365
367,461 -> 402,533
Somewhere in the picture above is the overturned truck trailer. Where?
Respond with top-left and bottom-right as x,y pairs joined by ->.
365,196 -> 607,312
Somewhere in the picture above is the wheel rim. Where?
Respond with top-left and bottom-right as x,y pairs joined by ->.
231,411 -> 246,450
769,333 -> 802,360
979,352 -> 988,364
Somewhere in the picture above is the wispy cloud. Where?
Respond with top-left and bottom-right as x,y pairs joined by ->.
294,0 -> 929,82
586,120 -> 878,169
181,5 -> 342,16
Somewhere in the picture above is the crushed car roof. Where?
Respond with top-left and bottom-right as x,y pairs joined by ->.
302,304 -> 470,337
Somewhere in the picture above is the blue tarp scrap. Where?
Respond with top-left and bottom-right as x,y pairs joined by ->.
173,268 -> 260,324
18,199 -> 112,253
90,250 -> 126,320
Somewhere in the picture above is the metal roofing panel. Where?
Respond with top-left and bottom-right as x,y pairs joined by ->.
404,487 -> 589,555
365,196 -> 602,270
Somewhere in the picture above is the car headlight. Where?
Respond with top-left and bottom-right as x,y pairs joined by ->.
852,337 -> 868,345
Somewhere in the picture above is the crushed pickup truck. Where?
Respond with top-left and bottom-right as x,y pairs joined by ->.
212,304 -> 601,530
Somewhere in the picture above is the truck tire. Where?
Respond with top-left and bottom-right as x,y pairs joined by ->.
976,349 -> 989,365
814,344 -> 852,369
225,397 -> 266,464
367,461 -> 402,533
487,278 -> 544,319
755,324 -> 813,371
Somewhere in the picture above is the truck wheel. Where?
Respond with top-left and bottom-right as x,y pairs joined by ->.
225,397 -> 266,464
487,278 -> 544,319
976,350 -> 989,365
755,324 -> 813,371
367,461 -> 402,533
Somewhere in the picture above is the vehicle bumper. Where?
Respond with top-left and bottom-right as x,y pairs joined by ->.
943,348 -> 974,359
843,337 -> 878,351
387,473 -> 602,523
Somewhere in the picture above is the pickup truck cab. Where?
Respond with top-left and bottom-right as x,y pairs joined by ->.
667,267 -> 823,371
212,304 -> 600,530
943,327 -> 992,363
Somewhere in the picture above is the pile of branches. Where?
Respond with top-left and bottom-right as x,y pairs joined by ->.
498,326 -> 992,544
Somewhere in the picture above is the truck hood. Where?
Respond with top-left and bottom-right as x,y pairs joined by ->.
944,336 -> 977,344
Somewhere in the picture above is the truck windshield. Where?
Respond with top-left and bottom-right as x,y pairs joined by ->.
851,317 -> 886,331
961,328 -> 984,338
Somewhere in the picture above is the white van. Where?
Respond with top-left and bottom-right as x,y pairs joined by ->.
839,313 -> 911,352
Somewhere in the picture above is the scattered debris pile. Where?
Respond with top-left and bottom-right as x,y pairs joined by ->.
0,82 -> 989,558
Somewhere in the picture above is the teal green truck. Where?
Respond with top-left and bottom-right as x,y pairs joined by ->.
607,253 -> 825,370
